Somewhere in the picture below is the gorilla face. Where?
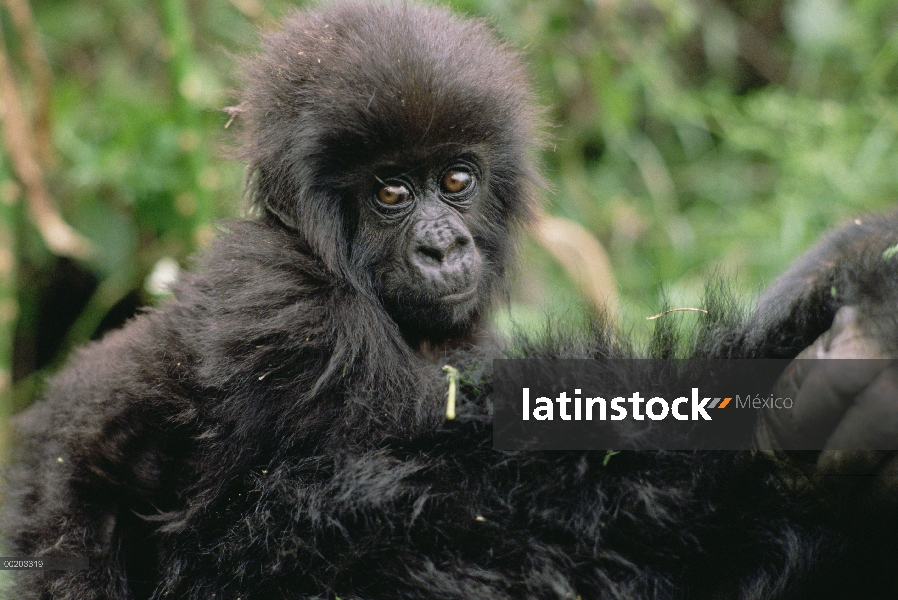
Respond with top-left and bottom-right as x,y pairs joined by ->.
359,156 -> 488,336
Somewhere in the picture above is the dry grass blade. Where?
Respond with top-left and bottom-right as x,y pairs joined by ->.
0,28 -> 93,260
533,211 -> 618,317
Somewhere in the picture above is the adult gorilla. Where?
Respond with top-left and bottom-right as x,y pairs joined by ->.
4,2 -> 898,599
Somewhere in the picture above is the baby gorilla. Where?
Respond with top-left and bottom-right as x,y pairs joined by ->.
4,3 -> 539,598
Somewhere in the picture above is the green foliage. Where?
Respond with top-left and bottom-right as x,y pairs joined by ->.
1,0 -> 897,406
454,0 -> 898,329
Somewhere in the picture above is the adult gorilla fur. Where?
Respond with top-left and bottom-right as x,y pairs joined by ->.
5,2 -> 898,599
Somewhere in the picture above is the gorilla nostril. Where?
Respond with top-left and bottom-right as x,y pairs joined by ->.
445,237 -> 470,260
415,245 -> 445,266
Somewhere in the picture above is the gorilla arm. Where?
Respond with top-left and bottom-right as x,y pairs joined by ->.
740,210 -> 898,359
749,210 -> 898,511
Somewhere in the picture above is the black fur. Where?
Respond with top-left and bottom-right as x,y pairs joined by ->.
235,1 -> 539,346
5,3 -> 898,599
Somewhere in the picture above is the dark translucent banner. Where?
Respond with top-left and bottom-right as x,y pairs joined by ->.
492,359 -> 898,451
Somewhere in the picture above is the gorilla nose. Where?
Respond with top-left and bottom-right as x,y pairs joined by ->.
413,235 -> 469,266
409,221 -> 481,295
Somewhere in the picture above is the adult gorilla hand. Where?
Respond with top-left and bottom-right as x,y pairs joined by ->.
756,305 -> 898,504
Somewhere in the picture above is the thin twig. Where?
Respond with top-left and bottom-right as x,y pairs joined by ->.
223,104 -> 243,128
443,365 -> 459,420
646,307 -> 709,321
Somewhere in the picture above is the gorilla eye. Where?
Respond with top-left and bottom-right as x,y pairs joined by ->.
441,170 -> 473,194
377,184 -> 411,206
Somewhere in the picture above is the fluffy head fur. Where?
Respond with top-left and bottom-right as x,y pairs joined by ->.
236,2 -> 541,292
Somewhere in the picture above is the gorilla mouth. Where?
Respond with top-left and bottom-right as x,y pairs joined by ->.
439,286 -> 478,305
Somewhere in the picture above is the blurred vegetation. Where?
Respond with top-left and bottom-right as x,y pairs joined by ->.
0,0 -> 896,436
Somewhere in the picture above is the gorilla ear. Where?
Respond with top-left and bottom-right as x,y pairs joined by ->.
292,191 -> 350,277
252,173 -> 350,278
237,117 -> 353,277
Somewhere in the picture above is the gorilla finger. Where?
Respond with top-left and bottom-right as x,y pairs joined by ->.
764,360 -> 887,448
822,366 -> 898,451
